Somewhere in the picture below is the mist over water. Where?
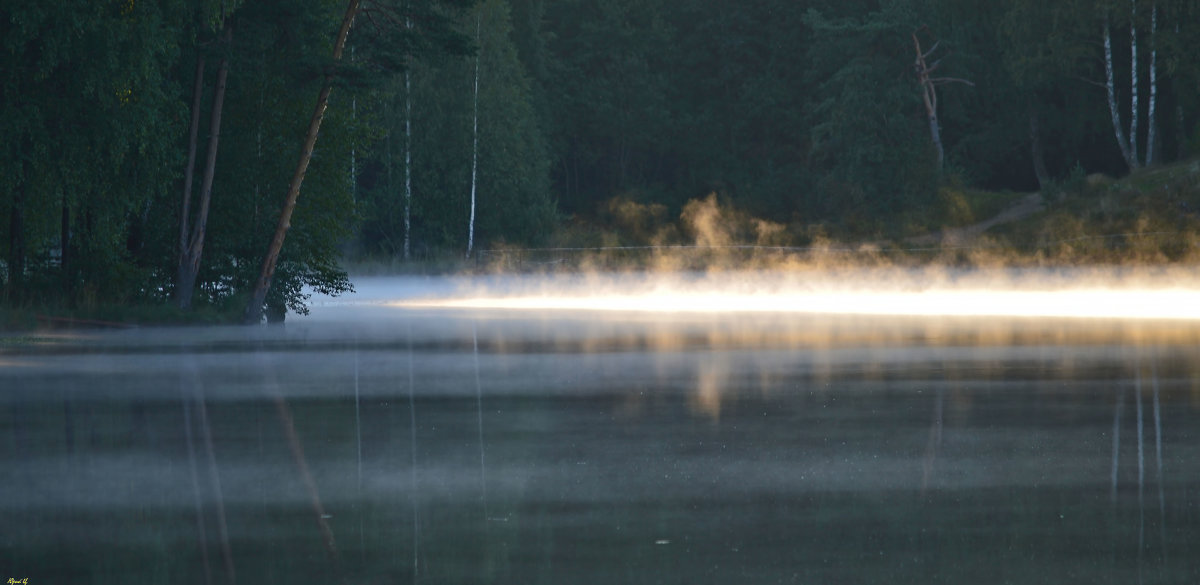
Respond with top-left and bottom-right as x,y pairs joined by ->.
3,272 -> 1200,584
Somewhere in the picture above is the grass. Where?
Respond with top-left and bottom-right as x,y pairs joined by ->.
931,186 -> 1028,228
984,158 -> 1200,264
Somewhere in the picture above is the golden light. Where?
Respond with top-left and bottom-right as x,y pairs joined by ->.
395,270 -> 1200,320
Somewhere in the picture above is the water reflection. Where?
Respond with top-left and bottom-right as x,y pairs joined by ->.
2,293 -> 1200,583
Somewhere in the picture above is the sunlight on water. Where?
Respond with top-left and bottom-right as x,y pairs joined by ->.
403,288 -> 1200,319
393,270 -> 1200,320
7,271 -> 1200,585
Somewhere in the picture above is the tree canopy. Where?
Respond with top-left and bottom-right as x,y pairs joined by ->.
3,0 -> 1199,318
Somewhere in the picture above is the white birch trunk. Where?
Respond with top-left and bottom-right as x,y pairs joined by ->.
466,14 -> 480,258
351,47 -> 357,203
1104,18 -> 1136,169
404,17 -> 412,260
1146,2 -> 1158,166
1176,23 -> 1187,159
1129,0 -> 1140,167
404,68 -> 412,260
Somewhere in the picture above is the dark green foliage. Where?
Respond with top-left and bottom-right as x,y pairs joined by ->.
5,0 -> 1200,320
0,0 -> 186,304
357,0 -> 553,257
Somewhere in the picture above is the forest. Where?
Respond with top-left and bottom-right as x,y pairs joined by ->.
2,0 -> 1199,322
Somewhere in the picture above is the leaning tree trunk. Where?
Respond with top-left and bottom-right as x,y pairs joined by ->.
177,55 -> 205,297
244,0 -> 361,324
178,27 -> 232,310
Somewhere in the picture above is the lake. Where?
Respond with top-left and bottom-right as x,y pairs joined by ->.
2,274 -> 1198,584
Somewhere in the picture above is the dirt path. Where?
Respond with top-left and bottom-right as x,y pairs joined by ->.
908,192 -> 1044,246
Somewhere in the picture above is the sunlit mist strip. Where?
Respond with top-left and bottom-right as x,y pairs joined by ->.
398,288 -> 1200,320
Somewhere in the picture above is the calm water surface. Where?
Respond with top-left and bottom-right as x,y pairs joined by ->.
2,276 -> 1199,584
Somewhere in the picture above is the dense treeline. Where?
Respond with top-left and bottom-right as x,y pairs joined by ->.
2,0 -> 1198,318
517,0 -> 1199,224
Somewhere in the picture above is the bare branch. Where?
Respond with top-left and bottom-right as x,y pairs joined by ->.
931,77 -> 975,86
922,39 -> 941,60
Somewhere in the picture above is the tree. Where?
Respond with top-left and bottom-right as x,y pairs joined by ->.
244,0 -> 477,323
1,0 -> 185,303
1103,0 -> 1167,171
243,0 -> 362,324
357,0 -> 550,258
911,27 -> 974,173
467,14 -> 481,256
469,0 -> 555,247
538,0 -> 675,214
177,22 -> 234,309
802,0 -> 940,222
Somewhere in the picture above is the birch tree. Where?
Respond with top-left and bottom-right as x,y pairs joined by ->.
243,0 -> 475,322
1104,14 -> 1136,169
1146,2 -> 1158,166
404,27 -> 413,260
466,14 -> 481,257
1104,0 -> 1160,171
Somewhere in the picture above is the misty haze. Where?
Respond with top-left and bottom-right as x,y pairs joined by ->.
4,272 -> 1200,584
6,0 -> 1200,583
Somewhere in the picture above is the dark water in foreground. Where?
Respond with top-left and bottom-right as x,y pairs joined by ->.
2,292 -> 1199,583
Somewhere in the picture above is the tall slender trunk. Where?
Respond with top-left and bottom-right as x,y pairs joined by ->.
911,32 -> 963,174
1145,2 -> 1158,166
7,181 -> 26,300
243,0 -> 361,324
924,92 -> 944,171
60,193 -> 70,283
1029,106 -> 1050,190
1129,0 -> 1140,167
1175,22 -> 1186,159
178,55 -> 206,282
466,14 -> 481,258
1177,102 -> 1188,159
179,27 -> 232,310
1104,18 -> 1137,170
404,58 -> 412,260
350,47 -> 357,204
